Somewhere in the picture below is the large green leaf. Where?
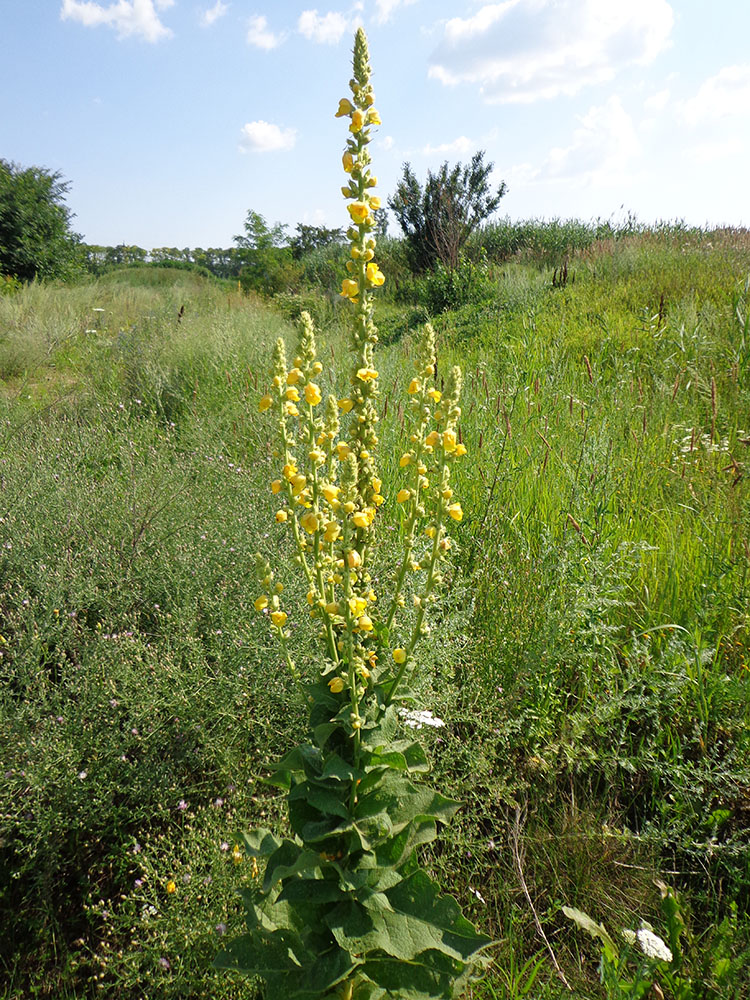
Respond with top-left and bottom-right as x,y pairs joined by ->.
360,949 -> 473,1000
263,840 -> 322,891
355,772 -> 461,834
290,778 -> 350,820
241,828 -> 283,858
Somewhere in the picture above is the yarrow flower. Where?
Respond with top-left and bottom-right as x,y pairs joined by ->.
636,928 -> 673,963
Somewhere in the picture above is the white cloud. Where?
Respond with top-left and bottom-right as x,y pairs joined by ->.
422,135 -> 474,156
534,96 -> 641,184
644,88 -> 670,112
298,9 -> 351,45
60,0 -> 174,42
429,0 -> 674,103
246,14 -> 286,49
379,135 -> 395,151
374,0 -> 416,25
201,1 -> 228,28
239,120 -> 297,153
682,65 -> 750,126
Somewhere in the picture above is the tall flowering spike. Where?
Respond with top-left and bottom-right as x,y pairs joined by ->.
337,28 -> 384,511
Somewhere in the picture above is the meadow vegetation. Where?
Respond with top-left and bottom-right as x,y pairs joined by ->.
1,219 -> 749,998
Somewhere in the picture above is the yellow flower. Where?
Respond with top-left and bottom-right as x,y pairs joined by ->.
300,511 -> 319,534
455,442 -> 467,457
325,601 -> 340,616
349,596 -> 367,616
254,595 -> 269,612
367,108 -> 381,125
338,398 -> 354,413
442,430 -> 457,453
425,430 -> 441,448
313,361 -> 323,374
305,382 -> 322,406
285,387 -> 300,402
397,489 -> 410,503
425,525 -> 436,539
270,610 -> 288,628
232,844 -> 243,864
393,648 -> 407,664
322,483 -> 340,504
286,368 -> 302,385
372,477 -> 382,493
346,549 -> 362,569
341,278 -> 359,299
336,442 -> 351,459
428,389 -> 442,402
275,510 -> 287,523
372,493 -> 385,506
283,462 -> 297,480
447,503 -> 463,522
323,521 -> 341,543
350,109 -> 365,132
347,202 -> 371,225
369,196 -> 381,211
335,98 -> 354,117
342,151 -> 354,173
284,402 -> 299,417
407,378 -> 420,394
328,676 -> 345,693
271,479 -> 282,494
166,880 -> 176,894
291,474 -> 307,496
365,263 -> 385,286
358,614 -> 373,631
258,394 -> 272,412
356,367 -> 378,381
399,453 -> 412,467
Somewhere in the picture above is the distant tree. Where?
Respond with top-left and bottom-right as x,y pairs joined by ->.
288,223 -> 345,259
388,151 -> 506,272
234,210 -> 298,295
0,159 -> 81,281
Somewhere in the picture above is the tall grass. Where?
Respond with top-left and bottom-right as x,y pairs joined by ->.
1,239 -> 749,998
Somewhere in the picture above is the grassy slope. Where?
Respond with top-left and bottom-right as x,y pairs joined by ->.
0,249 -> 748,998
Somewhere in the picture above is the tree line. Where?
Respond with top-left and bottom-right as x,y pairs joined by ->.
2,153 -> 506,290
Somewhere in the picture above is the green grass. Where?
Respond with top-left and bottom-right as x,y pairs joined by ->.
1,242 -> 749,998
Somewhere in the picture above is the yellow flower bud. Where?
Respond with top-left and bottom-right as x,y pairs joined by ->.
347,202 -> 371,225
399,453 -> 412,467
275,510 -> 287,523
447,503 -> 463,522
305,382 -> 322,406
442,430 -> 457,452
335,98 -> 354,117
271,479 -> 282,494
393,648 -> 407,664
342,151 -> 354,173
254,595 -> 268,612
313,361 -> 323,374
300,511 -> 319,534
166,880 -> 176,894
328,676 -> 345,693
397,489 -> 410,503
291,474 -> 307,496
408,379 -> 420,394
258,394 -> 272,412
270,610 -> 287,628
346,549 -> 362,569
350,109 -> 365,133
323,522 -> 341,543
369,196 -> 381,211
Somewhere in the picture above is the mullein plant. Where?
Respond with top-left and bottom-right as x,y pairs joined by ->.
216,29 -> 491,1000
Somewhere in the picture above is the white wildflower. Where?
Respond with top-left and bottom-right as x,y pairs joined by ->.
636,928 -> 672,963
398,708 -> 445,730
469,887 -> 486,904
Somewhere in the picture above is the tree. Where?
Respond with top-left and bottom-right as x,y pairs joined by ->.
234,210 -> 297,295
388,151 -> 506,272
0,160 -> 81,281
288,223 -> 344,259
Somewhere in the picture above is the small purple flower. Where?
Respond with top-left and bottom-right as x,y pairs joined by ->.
215,923 -> 227,936
177,799 -> 188,811
159,956 -> 171,971
132,842 -> 142,854
214,797 -> 224,808
134,878 -> 143,888
220,842 -> 229,852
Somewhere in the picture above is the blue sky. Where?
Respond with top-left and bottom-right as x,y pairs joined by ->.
3,1 -> 749,249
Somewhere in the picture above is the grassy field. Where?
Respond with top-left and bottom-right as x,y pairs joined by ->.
1,231 -> 749,998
